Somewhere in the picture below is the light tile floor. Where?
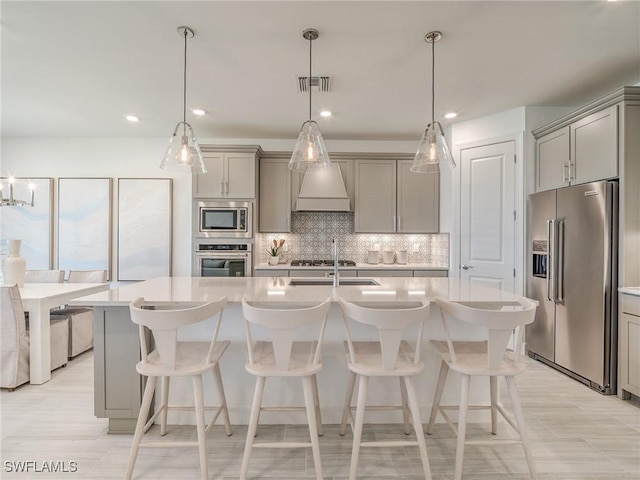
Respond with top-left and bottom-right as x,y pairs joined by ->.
1,352 -> 638,479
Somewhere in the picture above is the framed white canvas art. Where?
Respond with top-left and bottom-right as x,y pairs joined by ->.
0,177 -> 53,270
118,178 -> 172,281
58,178 -> 112,279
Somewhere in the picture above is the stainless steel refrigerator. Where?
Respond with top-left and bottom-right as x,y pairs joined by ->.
526,180 -> 618,394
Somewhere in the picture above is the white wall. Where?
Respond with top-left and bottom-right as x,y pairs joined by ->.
1,136 -> 421,277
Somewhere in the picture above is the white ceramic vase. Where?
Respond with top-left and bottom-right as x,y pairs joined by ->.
3,239 -> 26,287
268,255 -> 279,265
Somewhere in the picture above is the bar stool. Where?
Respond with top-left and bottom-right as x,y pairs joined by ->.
125,296 -> 232,480
426,297 -> 538,480
240,298 -> 331,480
337,298 -> 432,480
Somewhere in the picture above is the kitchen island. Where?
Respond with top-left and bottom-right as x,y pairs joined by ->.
72,276 -> 525,433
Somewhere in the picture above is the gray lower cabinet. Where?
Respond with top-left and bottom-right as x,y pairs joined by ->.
94,306 -> 149,433
620,293 -> 640,398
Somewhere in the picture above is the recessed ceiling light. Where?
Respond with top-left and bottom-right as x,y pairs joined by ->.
125,115 -> 139,122
444,112 -> 457,119
320,110 -> 332,117
192,108 -> 206,116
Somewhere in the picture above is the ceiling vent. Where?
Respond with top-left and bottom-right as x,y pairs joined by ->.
296,75 -> 332,93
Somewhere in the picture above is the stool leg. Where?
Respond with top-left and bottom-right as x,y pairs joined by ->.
454,374 -> 470,480
340,370 -> 357,436
303,375 -> 324,480
490,375 -> 498,435
213,363 -> 233,436
349,375 -> 368,480
427,360 -> 449,435
505,376 -> 537,479
311,374 -> 324,436
192,375 -> 208,480
125,376 -> 156,480
405,376 -> 432,480
240,375 -> 266,480
400,376 -> 411,435
161,376 -> 170,436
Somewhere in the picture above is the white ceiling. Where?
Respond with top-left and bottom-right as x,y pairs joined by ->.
2,1 -> 639,141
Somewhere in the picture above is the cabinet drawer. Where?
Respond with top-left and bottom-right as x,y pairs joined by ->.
360,269 -> 413,277
254,269 -> 289,277
621,294 -> 640,316
413,270 -> 448,277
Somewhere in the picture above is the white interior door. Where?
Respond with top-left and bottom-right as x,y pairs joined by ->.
460,141 -> 516,292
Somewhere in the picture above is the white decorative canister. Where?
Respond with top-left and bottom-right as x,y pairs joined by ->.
3,239 -> 27,287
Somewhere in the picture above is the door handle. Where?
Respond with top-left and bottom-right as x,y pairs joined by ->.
546,219 -> 555,301
461,264 -> 473,270
556,219 -> 565,304
220,181 -> 225,196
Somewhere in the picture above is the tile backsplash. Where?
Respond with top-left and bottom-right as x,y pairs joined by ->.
258,212 -> 449,265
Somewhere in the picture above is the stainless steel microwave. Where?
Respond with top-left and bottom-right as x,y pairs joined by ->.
195,201 -> 252,238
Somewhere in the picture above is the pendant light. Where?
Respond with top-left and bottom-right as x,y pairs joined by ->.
160,26 -> 207,174
288,28 -> 331,172
411,31 -> 456,173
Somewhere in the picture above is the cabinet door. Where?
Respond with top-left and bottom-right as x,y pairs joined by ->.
536,126 -> 569,192
571,105 -> 618,185
226,153 -> 256,198
397,160 -> 439,233
259,158 -> 291,232
355,160 -> 396,233
194,153 -> 225,198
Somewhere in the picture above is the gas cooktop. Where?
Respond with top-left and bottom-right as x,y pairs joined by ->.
290,259 -> 356,267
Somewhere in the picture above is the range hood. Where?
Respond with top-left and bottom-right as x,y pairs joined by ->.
295,163 -> 351,211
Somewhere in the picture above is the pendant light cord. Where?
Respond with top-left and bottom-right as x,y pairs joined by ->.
431,37 -> 435,124
182,28 -> 188,128
308,34 -> 313,121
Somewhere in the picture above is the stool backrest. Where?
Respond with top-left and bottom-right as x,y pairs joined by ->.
338,299 -> 430,371
241,298 -> 331,371
129,296 -> 228,371
25,270 -> 64,283
434,297 -> 537,370
68,270 -> 107,283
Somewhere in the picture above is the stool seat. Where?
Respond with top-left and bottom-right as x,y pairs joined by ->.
431,340 -> 528,376
136,340 -> 230,377
343,340 -> 424,376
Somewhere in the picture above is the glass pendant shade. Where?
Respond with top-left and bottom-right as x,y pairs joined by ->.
161,121 -> 207,173
411,121 -> 454,173
289,120 -> 331,172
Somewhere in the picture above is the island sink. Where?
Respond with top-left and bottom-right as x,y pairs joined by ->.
288,278 -> 380,286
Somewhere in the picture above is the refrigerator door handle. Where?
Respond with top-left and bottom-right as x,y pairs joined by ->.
546,219 -> 555,302
556,219 -> 565,304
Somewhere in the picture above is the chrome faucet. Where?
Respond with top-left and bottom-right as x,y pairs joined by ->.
332,238 -> 339,287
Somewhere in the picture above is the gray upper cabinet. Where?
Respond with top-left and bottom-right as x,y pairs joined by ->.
259,158 -> 291,232
536,126 -> 570,191
397,160 -> 439,233
355,160 -> 397,233
535,105 -> 618,192
571,105 -> 618,185
355,159 -> 439,233
194,149 -> 258,198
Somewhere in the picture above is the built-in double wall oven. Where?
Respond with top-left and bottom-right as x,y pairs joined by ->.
193,200 -> 254,277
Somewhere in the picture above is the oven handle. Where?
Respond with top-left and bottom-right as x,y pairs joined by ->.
196,252 -> 250,258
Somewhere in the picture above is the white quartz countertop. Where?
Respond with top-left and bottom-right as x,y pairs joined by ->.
619,287 -> 640,297
254,262 -> 448,270
70,276 -> 521,307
